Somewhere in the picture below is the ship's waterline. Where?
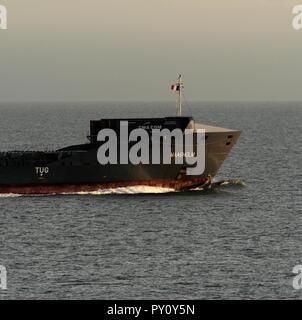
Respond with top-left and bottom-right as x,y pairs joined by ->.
0,178 -> 210,194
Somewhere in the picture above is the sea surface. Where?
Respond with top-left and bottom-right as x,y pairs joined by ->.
0,102 -> 301,300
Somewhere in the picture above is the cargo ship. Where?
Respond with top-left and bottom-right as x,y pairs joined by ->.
0,76 -> 241,194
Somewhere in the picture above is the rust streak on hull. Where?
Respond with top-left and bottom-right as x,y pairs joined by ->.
0,178 -> 208,194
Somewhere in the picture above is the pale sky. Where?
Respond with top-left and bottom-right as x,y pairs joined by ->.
0,0 -> 301,102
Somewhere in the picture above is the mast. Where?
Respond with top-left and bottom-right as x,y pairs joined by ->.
177,74 -> 182,116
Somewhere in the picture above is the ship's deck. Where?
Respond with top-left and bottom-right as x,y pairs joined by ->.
194,123 -> 240,133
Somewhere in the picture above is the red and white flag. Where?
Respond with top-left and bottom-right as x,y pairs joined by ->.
171,84 -> 180,91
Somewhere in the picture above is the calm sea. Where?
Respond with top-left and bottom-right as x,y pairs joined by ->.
0,102 -> 301,299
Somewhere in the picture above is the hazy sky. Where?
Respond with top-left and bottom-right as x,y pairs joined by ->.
0,0 -> 301,102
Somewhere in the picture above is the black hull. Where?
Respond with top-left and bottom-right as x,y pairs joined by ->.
0,117 -> 241,194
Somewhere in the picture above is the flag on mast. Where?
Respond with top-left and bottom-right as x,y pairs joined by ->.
171,84 -> 180,91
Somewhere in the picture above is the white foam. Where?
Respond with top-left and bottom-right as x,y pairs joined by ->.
217,178 -> 246,186
63,185 -> 176,195
0,193 -> 22,198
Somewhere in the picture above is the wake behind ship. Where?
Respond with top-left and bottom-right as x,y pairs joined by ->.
0,76 -> 241,194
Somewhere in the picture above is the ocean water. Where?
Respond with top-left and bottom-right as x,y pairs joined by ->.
0,102 -> 301,300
